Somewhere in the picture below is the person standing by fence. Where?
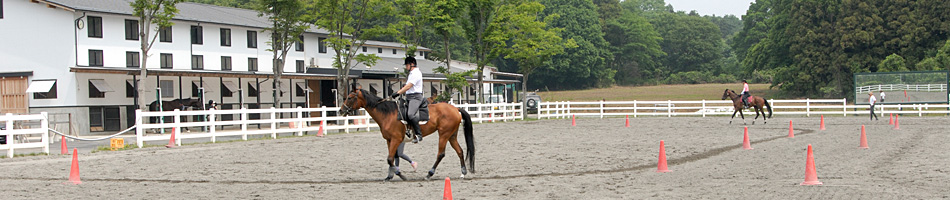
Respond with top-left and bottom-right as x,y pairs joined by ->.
869,92 -> 879,120
880,91 -> 885,102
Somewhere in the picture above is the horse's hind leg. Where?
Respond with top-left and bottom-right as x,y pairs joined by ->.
447,132 -> 467,179
426,136 -> 450,180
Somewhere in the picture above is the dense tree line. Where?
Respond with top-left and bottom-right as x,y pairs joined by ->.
733,0 -> 950,98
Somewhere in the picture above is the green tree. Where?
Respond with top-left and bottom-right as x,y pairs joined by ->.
309,0 -> 397,103
651,12 -> 724,75
185,0 -> 255,9
131,0 -> 183,110
534,0 -> 612,89
597,1 -> 665,85
878,53 -> 908,72
916,40 -> 950,71
457,0 -> 517,102
505,1 -> 577,100
254,0 -> 310,107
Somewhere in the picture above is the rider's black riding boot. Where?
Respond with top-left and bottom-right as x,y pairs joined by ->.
409,118 -> 423,143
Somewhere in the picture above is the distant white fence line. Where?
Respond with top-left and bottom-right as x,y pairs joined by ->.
0,113 -> 50,157
134,102 -> 523,148
855,84 -> 947,94
538,99 -> 950,119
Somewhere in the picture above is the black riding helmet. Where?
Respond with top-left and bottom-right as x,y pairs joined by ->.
404,57 -> 417,66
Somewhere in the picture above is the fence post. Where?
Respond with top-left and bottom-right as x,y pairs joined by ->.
241,107 -> 248,141
174,109 -> 181,146
41,112 -> 49,154
668,100 -> 672,117
702,100 -> 706,117
806,98 -> 811,117
270,107 -> 277,139
296,107 -> 304,136
633,100 -> 638,118
843,98 -> 847,116
567,101 -> 572,117
6,113 -> 13,158
600,101 -> 604,119
135,109 -> 143,148
209,108 -> 216,143
321,106 -> 328,136
364,109 -> 372,131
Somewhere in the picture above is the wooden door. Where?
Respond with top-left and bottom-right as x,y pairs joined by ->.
0,77 -> 28,114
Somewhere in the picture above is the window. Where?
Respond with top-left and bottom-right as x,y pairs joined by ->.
221,56 -> 232,71
393,49 -> 397,54
88,50 -> 103,66
126,51 -> 140,68
192,82 -> 204,97
378,48 -> 383,53
247,30 -> 257,48
89,107 -> 120,132
191,55 -> 203,70
295,35 -> 304,51
32,81 -> 57,99
362,46 -> 367,52
87,16 -> 102,38
190,25 -> 203,44
248,58 -> 258,71
220,82 -> 233,97
160,53 -> 173,69
126,80 -> 136,98
248,83 -> 258,97
88,80 -> 105,98
295,82 -> 307,97
318,37 -> 327,53
296,60 -> 305,73
125,19 -> 139,40
220,28 -> 231,46
159,80 -> 173,97
159,26 -> 172,42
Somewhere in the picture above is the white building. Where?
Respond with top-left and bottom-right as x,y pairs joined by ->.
0,0 -> 518,135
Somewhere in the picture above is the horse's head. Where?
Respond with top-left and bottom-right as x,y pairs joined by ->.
722,89 -> 732,100
339,87 -> 365,117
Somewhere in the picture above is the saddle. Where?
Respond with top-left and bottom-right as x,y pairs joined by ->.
397,98 -> 430,138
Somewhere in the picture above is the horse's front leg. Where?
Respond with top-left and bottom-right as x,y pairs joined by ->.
753,107 -> 760,125
740,109 -> 747,124
384,138 -> 407,181
426,136 -> 449,180
730,110 -> 738,124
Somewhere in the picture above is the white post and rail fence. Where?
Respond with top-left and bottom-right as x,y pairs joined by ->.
2,100 -> 947,155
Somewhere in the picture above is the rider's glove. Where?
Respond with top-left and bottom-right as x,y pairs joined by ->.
390,93 -> 400,99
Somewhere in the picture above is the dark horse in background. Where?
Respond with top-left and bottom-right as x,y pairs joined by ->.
147,98 -> 215,133
340,87 -> 474,181
722,89 -> 773,124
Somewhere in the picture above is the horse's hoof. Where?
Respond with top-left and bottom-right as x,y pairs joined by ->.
459,174 -> 465,179
384,177 -> 393,182
729,121 -> 733,124
397,174 -> 408,181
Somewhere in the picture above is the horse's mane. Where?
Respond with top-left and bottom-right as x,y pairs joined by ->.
359,89 -> 397,114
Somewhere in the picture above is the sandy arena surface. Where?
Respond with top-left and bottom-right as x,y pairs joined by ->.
1,115 -> 948,199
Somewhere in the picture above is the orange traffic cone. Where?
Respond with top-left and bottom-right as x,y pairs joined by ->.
819,115 -> 826,131
61,135 -> 68,155
893,115 -> 900,130
624,115 -> 630,127
165,127 -> 177,148
788,120 -> 795,138
743,127 -> 753,150
800,144 -> 822,185
571,115 -> 576,127
888,113 -> 894,125
657,140 -> 671,173
859,125 -> 869,149
443,177 -> 453,200
67,148 -> 81,184
317,121 -> 325,137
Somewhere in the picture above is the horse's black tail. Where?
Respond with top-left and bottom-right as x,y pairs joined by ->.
764,98 -> 773,118
459,107 -> 475,173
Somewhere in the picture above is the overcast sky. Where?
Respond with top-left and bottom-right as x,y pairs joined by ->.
664,0 -> 755,18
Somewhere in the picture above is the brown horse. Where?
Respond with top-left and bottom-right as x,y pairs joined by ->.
722,89 -> 773,124
340,88 -> 474,181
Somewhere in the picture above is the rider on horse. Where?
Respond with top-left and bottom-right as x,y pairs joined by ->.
391,57 -> 425,143
741,80 -> 751,108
